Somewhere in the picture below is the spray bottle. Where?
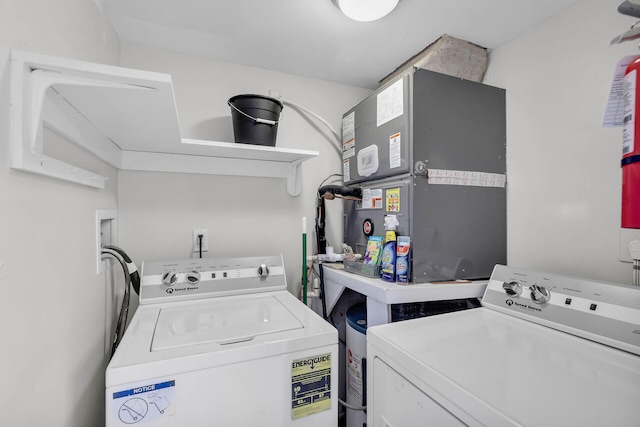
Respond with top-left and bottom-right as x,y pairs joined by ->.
380,215 -> 399,282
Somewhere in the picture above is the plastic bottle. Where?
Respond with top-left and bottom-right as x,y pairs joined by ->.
380,215 -> 399,282
395,236 -> 411,284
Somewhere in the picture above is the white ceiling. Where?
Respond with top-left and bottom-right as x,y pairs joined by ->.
101,0 -> 582,89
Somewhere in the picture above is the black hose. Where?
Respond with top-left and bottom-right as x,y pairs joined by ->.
315,197 -> 327,255
319,263 -> 328,320
101,248 -> 131,359
317,185 -> 362,200
103,245 -> 140,295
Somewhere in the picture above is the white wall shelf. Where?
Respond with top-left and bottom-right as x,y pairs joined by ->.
9,50 -> 318,196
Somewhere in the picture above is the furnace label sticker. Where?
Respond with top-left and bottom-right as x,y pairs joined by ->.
343,159 -> 351,182
385,187 -> 400,212
111,380 -> 175,424
343,146 -> 355,159
377,78 -> 404,126
291,353 -> 332,420
342,111 -> 356,158
427,169 -> 507,188
362,188 -> 383,209
389,132 -> 401,168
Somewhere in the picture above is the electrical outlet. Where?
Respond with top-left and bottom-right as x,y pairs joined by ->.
193,229 -> 209,252
620,228 -> 640,262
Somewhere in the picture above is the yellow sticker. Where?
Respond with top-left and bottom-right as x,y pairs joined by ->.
386,187 -> 400,212
291,353 -> 332,420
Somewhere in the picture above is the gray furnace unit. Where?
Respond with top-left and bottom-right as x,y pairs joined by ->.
342,68 -> 506,283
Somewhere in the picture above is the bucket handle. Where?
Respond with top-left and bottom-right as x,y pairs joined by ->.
227,100 -> 282,126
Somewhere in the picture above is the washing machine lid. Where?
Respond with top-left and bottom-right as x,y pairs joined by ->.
106,290 -> 338,387
368,308 -> 640,427
152,294 -> 303,351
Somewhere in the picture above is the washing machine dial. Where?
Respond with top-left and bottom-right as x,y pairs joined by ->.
185,271 -> 201,285
162,270 -> 178,286
502,281 -> 523,297
530,284 -> 551,304
257,264 -> 269,280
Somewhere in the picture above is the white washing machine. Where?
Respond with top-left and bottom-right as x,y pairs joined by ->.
105,255 -> 338,426
367,264 -> 640,427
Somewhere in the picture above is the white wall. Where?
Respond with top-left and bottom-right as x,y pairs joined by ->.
0,1 -> 121,426
2,0 -> 636,425
116,44 -> 371,296
483,0 -> 639,284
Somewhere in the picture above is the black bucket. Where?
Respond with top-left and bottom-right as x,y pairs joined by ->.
228,94 -> 283,146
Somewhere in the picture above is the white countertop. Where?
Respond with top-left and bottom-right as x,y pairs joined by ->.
321,264 -> 488,326
323,264 -> 487,304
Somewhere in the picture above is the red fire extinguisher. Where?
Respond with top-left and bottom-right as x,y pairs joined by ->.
622,56 -> 640,229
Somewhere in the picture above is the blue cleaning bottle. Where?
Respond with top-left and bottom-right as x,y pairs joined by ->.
395,236 -> 411,284
380,215 -> 399,282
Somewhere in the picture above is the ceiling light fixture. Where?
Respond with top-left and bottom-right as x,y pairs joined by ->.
332,0 -> 400,22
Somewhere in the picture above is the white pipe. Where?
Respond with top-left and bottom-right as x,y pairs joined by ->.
278,96 -> 342,157
306,277 -> 321,300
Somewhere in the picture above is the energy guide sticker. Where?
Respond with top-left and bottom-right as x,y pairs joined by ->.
291,353 -> 332,420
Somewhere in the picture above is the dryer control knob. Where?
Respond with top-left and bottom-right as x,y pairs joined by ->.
257,264 -> 269,280
162,270 -> 178,286
530,285 -> 551,304
502,281 -> 523,297
185,271 -> 201,285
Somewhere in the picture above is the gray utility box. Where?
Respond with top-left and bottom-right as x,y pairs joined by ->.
342,68 -> 506,283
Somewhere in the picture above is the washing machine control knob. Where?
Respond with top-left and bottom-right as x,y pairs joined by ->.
162,270 -> 178,286
185,271 -> 201,285
530,285 -> 551,304
502,281 -> 523,297
257,264 -> 269,280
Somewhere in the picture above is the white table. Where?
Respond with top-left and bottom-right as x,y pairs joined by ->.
322,264 -> 488,327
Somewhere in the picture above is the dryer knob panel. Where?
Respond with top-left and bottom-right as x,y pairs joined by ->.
530,285 -> 551,304
257,264 -> 270,280
502,281 -> 523,297
162,270 -> 178,286
481,265 -> 640,355
186,271 -> 201,285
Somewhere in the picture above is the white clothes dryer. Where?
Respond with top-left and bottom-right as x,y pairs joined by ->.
105,255 -> 338,426
367,264 -> 640,427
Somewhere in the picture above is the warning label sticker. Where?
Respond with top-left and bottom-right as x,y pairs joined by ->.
386,187 -> 400,212
111,380 -> 175,424
362,188 -> 383,209
291,353 -> 332,420
342,111 -> 356,157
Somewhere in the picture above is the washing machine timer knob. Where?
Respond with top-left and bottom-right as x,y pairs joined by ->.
502,281 -> 523,297
162,270 -> 178,286
530,284 -> 551,304
185,271 -> 201,285
257,264 -> 269,280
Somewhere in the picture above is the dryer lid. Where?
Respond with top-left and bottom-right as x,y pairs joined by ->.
151,295 -> 304,351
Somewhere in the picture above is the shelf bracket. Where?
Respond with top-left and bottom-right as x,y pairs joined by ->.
287,159 -> 304,197
10,51 -> 152,188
